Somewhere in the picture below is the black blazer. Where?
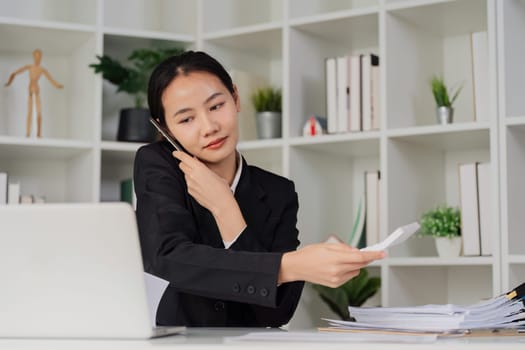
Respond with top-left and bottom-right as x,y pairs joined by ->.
133,141 -> 304,327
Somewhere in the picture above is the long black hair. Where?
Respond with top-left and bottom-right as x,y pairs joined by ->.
147,50 -> 235,126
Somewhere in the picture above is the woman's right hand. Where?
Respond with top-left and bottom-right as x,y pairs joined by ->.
278,243 -> 385,287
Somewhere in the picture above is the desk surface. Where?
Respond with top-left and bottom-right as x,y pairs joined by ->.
1,328 -> 525,350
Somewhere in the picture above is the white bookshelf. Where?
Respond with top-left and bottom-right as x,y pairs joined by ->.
0,0 -> 516,329
497,0 -> 525,296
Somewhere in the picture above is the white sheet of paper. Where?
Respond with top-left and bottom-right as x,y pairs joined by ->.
361,222 -> 420,252
144,272 -> 169,327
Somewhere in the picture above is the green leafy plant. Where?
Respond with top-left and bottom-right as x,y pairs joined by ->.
251,87 -> 282,113
430,76 -> 462,108
419,205 -> 461,238
89,47 -> 184,108
313,269 -> 381,321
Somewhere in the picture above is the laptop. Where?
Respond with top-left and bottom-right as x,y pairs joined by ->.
0,202 -> 184,339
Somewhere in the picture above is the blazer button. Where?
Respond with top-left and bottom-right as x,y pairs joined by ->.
214,301 -> 225,311
233,283 -> 240,293
260,288 -> 269,297
247,285 -> 256,295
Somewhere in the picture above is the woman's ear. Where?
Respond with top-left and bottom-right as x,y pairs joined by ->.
232,84 -> 241,112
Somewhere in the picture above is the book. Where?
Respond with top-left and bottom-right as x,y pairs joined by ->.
365,171 -> 380,247
325,57 -> 338,134
477,162 -> 492,256
470,31 -> 489,122
371,61 -> 381,130
362,54 -> 379,131
349,193 -> 366,248
8,182 -> 20,205
349,54 -> 362,132
0,172 -> 7,205
336,56 -> 349,133
459,163 -> 481,256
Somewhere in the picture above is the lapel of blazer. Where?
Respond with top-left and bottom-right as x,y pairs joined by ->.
234,157 -> 271,228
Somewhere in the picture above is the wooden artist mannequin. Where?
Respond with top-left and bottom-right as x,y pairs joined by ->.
4,49 -> 63,138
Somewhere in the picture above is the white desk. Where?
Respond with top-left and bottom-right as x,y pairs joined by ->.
1,328 -> 524,350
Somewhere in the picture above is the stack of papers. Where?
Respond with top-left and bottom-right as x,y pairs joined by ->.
324,285 -> 525,334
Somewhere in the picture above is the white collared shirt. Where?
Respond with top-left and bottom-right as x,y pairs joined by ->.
223,151 -> 245,249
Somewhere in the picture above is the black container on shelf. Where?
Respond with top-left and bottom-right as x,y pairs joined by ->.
117,108 -> 157,142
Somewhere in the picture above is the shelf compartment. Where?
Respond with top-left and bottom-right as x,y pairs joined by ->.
101,34 -> 192,142
203,27 -> 282,62
504,125 -> 525,255
240,146 -> 283,177
386,134 -> 491,258
100,149 -> 136,202
386,265 -> 493,306
202,0 -> 282,33
0,147 -> 95,203
103,27 -> 194,43
0,0 -> 96,26
499,0 -> 525,118
289,0 -> 378,20
203,28 -> 283,143
289,139 -> 380,246
101,141 -> 144,163
0,23 -> 97,140
289,13 -> 379,137
103,0 -> 196,36
385,0 -> 489,128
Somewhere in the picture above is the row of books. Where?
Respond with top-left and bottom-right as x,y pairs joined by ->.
325,53 -> 380,135
0,172 -> 46,205
459,162 -> 492,256
348,170 -> 381,248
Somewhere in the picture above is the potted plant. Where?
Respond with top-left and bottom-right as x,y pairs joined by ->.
430,76 -> 462,125
312,269 -> 381,321
251,87 -> 282,139
419,205 -> 462,257
90,47 -> 184,142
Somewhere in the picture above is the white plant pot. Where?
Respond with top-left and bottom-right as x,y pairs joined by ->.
435,236 -> 462,258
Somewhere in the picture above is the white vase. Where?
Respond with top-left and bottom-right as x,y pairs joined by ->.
435,236 -> 462,257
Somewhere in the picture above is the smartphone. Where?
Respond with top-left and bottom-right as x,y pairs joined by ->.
149,117 -> 189,154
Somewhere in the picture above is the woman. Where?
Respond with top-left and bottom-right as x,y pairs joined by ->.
134,51 -> 385,327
